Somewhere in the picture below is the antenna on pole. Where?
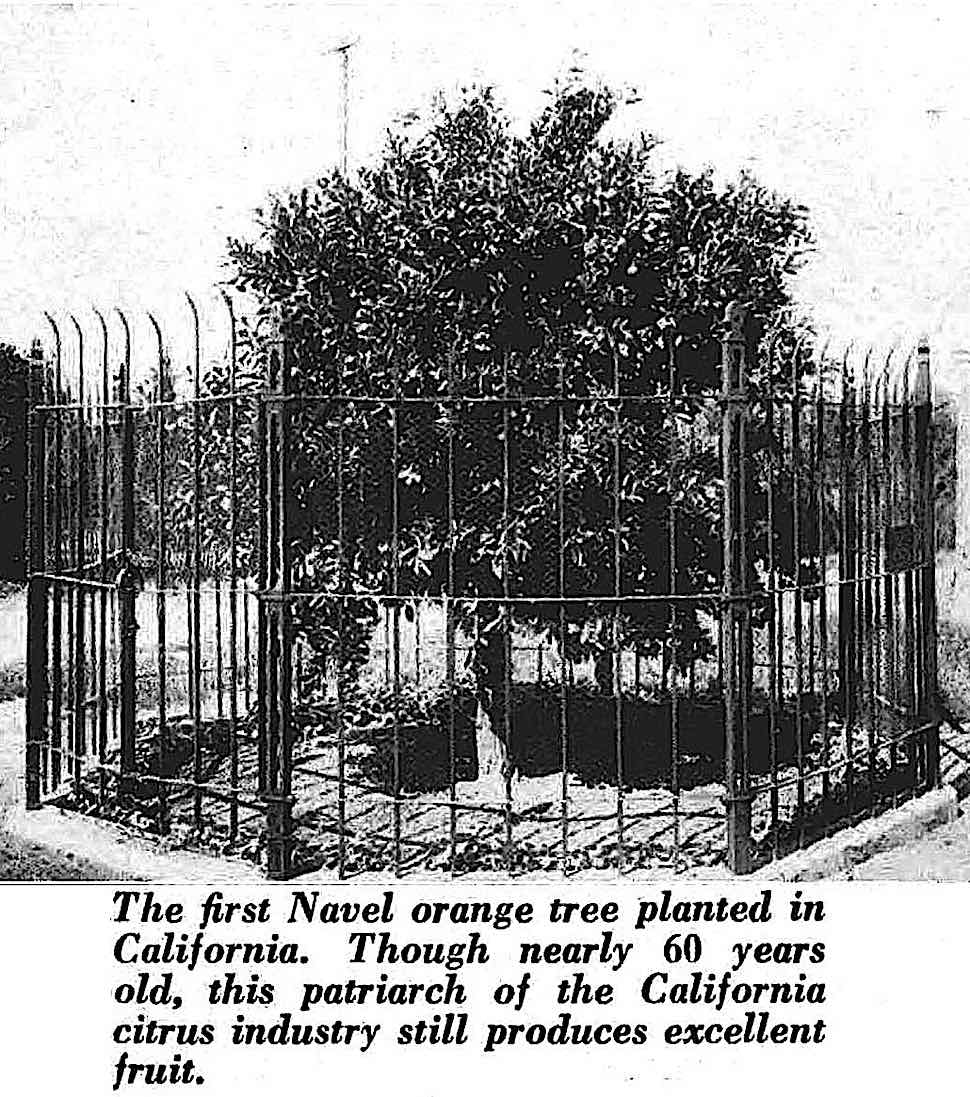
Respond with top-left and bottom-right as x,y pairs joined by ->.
326,36 -> 359,177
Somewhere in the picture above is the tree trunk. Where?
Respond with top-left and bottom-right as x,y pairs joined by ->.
469,614 -> 511,799
594,649 -> 616,695
474,704 -> 507,786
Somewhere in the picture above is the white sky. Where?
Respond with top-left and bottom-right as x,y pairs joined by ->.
4,0 -> 970,380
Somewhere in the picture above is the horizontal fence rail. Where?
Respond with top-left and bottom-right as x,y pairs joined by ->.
23,296 -> 940,878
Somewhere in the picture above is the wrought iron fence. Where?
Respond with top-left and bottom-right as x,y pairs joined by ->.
23,297 -> 940,878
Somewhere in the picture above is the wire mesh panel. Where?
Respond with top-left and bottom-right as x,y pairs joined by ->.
23,297 -> 939,877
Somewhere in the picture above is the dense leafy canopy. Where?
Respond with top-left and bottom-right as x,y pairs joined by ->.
228,83 -> 813,690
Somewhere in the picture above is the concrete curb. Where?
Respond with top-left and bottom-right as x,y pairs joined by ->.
1,775 -> 959,885
2,803 -> 262,883
753,785 -> 959,882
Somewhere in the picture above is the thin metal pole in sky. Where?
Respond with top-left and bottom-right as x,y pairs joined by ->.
327,37 -> 359,177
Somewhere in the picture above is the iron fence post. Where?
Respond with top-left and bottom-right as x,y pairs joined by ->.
260,308 -> 294,880
256,330 -> 269,798
70,316 -> 87,789
148,313 -> 169,832
721,301 -> 752,873
916,337 -> 940,786
25,339 -> 47,810
838,360 -> 857,730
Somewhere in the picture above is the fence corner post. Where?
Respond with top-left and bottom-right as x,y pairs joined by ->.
915,335 -> 940,787
264,792 -> 295,881
721,300 -> 753,873
25,338 -> 47,810
259,304 -> 295,879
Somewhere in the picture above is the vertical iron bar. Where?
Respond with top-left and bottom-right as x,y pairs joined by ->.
871,359 -> 885,764
817,353 -> 831,805
502,348 -> 514,873
45,315 -> 64,790
214,572 -> 224,716
611,337 -> 624,874
222,294 -> 240,839
186,534 -> 195,717
185,294 -> 204,824
775,390 -> 787,743
86,385 -> 95,764
806,358 -> 818,714
64,379 -> 75,788
721,302 -> 751,874
806,384 -> 817,708
71,317 -> 87,789
666,331 -> 681,856
116,310 -> 137,786
916,338 -> 939,786
336,337 -> 347,876
392,340 -> 403,876
148,314 -> 169,833
276,331 -> 294,879
25,338 -> 47,809
557,349 -> 569,872
42,357 -> 53,794
791,341 -> 806,836
839,350 -> 856,812
256,323 -> 269,797
913,353 -> 929,783
882,357 -> 897,781
855,365 -> 871,788
87,391 -> 96,679
911,385 -> 926,787
765,333 -> 780,852
901,356 -> 917,787
861,352 -> 878,808
94,310 -> 110,808
739,331 -> 754,860
110,583 -> 119,740
261,307 -> 294,879
446,342 -> 457,873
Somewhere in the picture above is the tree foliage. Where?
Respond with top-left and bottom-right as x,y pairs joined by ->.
132,352 -> 262,581
228,81 -> 813,700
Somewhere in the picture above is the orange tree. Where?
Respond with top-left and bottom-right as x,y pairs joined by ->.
228,83 -> 812,770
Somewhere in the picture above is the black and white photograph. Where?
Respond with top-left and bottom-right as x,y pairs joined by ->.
1,0 -> 968,884
1,2 -> 969,1092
